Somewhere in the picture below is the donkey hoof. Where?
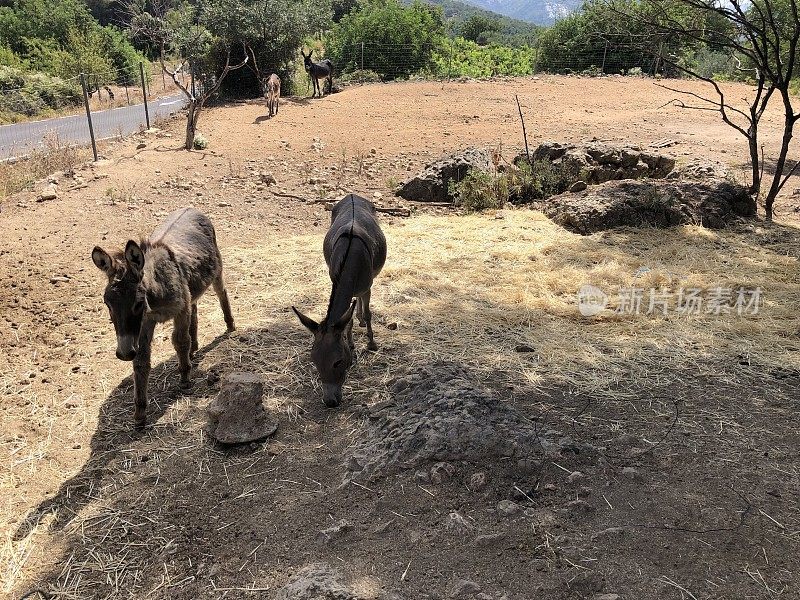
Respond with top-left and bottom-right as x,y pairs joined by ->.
367,341 -> 379,351
180,377 -> 193,390
358,320 -> 367,328
134,414 -> 147,428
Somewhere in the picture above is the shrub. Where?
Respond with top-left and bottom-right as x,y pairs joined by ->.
327,0 -> 445,80
428,37 -> 535,78
448,158 -> 583,212
449,169 -> 508,211
0,66 -> 81,120
193,133 -> 209,150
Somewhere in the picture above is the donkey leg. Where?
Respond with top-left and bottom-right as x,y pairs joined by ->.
213,275 -> 236,332
363,289 -> 378,351
190,303 -> 199,357
172,311 -> 192,387
356,297 -> 366,328
133,319 -> 156,427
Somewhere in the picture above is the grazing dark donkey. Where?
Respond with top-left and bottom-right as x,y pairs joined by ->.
263,73 -> 280,117
293,194 -> 387,407
301,49 -> 334,98
92,208 -> 235,426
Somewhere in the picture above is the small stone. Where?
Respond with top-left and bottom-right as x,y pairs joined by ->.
566,471 -> 584,485
622,466 -> 643,482
370,148 -> 377,154
496,500 -> 522,516
445,511 -> 472,532
514,344 -> 535,353
136,142 -> 146,149
593,595 -> 621,600
317,519 -> 352,544
206,372 -> 277,444
450,579 -> 481,598
414,469 -> 430,483
49,276 -> 70,284
387,322 -> 398,330
260,171 -> 277,185
569,180 -> 588,192
372,191 -> 383,199
591,527 -> 627,541
37,183 -> 58,202
474,532 -> 505,547
430,461 -> 456,484
469,472 -> 487,490
565,499 -> 594,516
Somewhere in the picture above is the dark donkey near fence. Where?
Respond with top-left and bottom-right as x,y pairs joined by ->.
301,49 -> 334,98
293,194 -> 387,407
92,208 -> 236,427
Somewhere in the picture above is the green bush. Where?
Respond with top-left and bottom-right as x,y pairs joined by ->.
327,0 -> 445,80
449,168 -> 508,211
448,159 -> 582,212
429,37 -> 535,78
0,0 -> 144,84
0,66 -> 81,120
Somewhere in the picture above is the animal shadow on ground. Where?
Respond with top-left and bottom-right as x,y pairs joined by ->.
12,331 -> 233,542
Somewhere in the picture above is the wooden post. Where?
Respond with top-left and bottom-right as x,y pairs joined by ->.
360,41 -> 365,85
124,81 -> 130,105
80,73 -> 98,161
139,62 -> 150,130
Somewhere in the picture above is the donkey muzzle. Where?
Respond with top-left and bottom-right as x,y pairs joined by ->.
322,384 -> 342,408
115,335 -> 138,361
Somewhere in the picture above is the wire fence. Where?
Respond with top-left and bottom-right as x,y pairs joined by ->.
0,63 -> 189,161
334,38 -> 677,84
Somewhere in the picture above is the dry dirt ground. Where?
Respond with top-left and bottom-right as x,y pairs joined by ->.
1,76 -> 800,599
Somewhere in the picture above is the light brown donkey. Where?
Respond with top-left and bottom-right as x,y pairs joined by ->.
263,73 -> 280,117
92,208 -> 235,427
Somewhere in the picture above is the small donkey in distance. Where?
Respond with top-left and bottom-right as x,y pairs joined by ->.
263,73 -> 280,117
293,194 -> 387,408
301,49 -> 334,98
92,208 -> 235,427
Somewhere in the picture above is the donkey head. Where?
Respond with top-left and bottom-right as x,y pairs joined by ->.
301,49 -> 313,72
293,301 -> 356,408
92,241 -> 148,361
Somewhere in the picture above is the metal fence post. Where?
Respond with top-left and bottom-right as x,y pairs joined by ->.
601,41 -> 608,74
447,40 -> 454,81
139,62 -> 151,130
360,41 -> 364,85
80,73 -> 98,161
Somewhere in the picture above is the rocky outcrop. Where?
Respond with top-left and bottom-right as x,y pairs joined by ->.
521,141 -> 676,185
542,178 -> 756,235
396,148 -> 491,202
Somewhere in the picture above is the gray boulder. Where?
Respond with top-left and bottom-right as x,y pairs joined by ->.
206,372 -> 277,444
523,141 -> 676,185
396,148 -> 491,202
275,563 -> 360,600
542,178 -> 755,235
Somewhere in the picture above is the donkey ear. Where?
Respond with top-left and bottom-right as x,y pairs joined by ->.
333,300 -> 357,331
124,240 -> 145,273
92,246 -> 114,274
301,49 -> 307,59
292,306 -> 319,333
308,49 -> 313,58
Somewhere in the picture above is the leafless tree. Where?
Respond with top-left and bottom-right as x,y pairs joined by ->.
125,0 -> 248,150
608,0 -> 799,220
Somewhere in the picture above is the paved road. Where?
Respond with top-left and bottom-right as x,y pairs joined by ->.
0,94 -> 187,160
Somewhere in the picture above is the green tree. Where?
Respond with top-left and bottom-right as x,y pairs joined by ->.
459,14 -> 502,46
202,0 -> 332,94
327,0 -> 446,79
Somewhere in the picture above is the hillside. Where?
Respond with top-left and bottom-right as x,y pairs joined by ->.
462,0 -> 581,24
415,0 -> 543,42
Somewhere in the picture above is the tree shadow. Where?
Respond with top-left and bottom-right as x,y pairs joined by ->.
12,331 -> 233,543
